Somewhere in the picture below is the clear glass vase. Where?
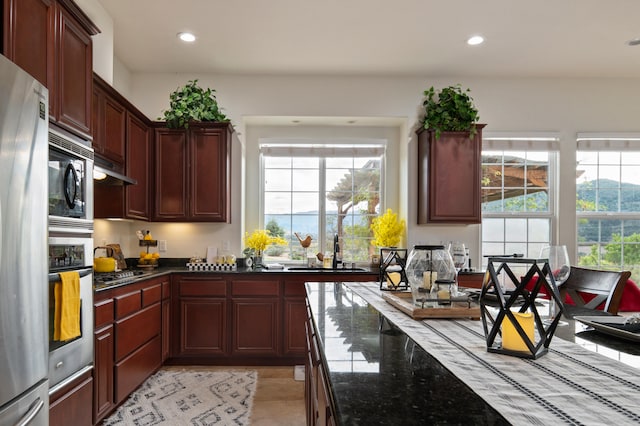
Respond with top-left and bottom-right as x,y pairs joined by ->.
406,245 -> 457,308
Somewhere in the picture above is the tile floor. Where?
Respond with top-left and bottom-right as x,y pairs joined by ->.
170,365 -> 306,426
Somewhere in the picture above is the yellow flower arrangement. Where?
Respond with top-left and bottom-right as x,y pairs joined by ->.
370,209 -> 406,247
244,229 -> 288,254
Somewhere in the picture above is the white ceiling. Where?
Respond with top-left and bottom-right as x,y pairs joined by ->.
98,0 -> 640,78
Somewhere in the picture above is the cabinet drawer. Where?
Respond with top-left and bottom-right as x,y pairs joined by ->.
142,284 -> 162,307
115,335 -> 162,403
115,303 -> 161,361
285,281 -> 306,296
115,290 -> 141,319
232,280 -> 280,297
180,279 -> 227,297
94,299 -> 114,328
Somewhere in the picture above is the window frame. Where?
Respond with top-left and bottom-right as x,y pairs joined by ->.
480,133 -> 560,268
258,139 -> 387,264
575,133 -> 640,275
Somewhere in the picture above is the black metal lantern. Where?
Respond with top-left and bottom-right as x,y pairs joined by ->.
480,257 -> 564,359
379,247 -> 408,291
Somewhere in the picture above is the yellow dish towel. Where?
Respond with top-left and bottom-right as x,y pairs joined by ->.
53,271 -> 81,341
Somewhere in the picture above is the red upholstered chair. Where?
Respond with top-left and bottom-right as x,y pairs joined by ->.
559,266 -> 631,317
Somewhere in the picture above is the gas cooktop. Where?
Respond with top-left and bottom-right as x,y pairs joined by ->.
94,270 -> 152,289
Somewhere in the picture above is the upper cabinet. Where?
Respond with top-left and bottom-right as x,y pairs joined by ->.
417,125 -> 485,224
154,123 -> 232,222
3,0 -> 98,139
93,75 -> 151,220
93,81 -> 126,167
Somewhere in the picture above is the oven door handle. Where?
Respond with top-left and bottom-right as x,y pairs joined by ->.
48,267 -> 92,282
63,163 -> 79,209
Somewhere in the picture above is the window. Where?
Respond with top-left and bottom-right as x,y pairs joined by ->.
480,134 -> 559,270
260,141 -> 385,263
576,134 -> 640,280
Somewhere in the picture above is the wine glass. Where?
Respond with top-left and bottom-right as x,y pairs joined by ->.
449,241 -> 467,271
539,245 -> 570,325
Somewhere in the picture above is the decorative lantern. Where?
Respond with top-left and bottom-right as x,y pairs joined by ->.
480,257 -> 564,359
379,247 -> 408,291
405,245 -> 458,308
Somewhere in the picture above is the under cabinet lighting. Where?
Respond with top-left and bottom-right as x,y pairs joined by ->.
177,32 -> 196,42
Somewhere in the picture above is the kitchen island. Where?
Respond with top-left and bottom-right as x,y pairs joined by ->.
305,282 -> 640,425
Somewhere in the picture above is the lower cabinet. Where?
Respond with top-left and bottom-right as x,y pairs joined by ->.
172,272 -> 376,365
49,368 -> 94,426
93,275 -> 168,424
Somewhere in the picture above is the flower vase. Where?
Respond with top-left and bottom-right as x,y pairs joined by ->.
252,252 -> 263,268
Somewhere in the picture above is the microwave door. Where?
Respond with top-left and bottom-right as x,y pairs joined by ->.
63,162 -> 80,209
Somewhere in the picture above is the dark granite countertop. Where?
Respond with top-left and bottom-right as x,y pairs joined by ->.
93,260 -> 377,292
305,282 -> 510,425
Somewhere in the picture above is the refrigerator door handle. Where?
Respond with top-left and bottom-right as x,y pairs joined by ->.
14,397 -> 44,426
63,163 -> 79,209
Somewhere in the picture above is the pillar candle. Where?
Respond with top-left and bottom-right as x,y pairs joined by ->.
422,271 -> 437,289
502,311 -> 535,352
387,272 -> 402,288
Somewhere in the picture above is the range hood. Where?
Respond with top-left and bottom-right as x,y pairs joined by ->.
93,164 -> 137,186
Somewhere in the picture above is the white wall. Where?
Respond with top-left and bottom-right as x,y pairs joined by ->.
75,0 -> 113,83
94,72 -> 638,265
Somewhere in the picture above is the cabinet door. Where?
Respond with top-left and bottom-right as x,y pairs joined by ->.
154,128 -> 188,220
2,0 -> 54,90
417,126 -> 484,224
162,299 -> 171,361
190,126 -> 230,221
232,298 -> 280,357
93,325 -> 114,424
179,298 -> 227,356
49,369 -> 93,426
125,113 -> 150,219
55,3 -> 93,137
284,280 -> 308,357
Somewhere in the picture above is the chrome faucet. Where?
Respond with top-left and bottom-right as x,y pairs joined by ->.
332,233 -> 341,269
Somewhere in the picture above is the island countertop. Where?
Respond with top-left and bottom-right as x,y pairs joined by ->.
305,282 -> 640,425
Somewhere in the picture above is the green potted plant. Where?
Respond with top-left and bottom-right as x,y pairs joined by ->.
420,84 -> 479,139
160,79 -> 229,129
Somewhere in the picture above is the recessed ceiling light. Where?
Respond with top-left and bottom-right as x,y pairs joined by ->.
177,32 -> 196,43
467,35 -> 484,46
627,38 -> 640,46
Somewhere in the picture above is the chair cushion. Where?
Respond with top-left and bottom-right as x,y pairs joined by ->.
524,277 -> 640,312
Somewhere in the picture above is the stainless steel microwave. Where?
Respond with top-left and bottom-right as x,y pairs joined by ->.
48,128 -> 94,234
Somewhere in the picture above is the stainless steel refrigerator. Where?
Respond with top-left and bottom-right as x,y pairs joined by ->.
0,54 -> 49,425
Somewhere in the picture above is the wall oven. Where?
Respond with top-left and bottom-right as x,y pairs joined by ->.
48,236 -> 94,390
48,127 -> 94,234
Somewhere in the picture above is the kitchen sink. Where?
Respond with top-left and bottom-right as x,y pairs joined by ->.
286,266 -> 369,272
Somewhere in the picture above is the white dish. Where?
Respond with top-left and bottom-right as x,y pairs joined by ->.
574,315 -> 640,343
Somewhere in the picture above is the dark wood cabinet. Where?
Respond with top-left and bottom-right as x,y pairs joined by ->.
305,306 -> 336,426
417,125 -> 485,224
93,276 -> 165,423
154,122 -> 232,222
92,83 -> 126,166
55,2 -> 94,137
161,281 -> 171,362
49,368 -> 94,426
231,279 -> 280,357
93,324 -> 114,423
171,272 -> 376,366
2,0 -> 54,90
125,112 -> 151,219
93,74 -> 152,220
174,275 -> 229,358
3,0 -> 98,139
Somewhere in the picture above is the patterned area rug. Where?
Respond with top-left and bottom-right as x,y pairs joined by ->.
103,369 -> 257,425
